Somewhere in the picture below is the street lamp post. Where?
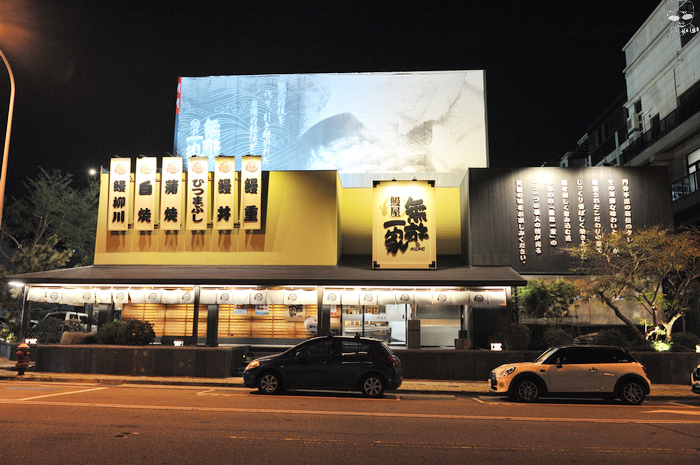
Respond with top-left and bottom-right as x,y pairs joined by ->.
0,48 -> 15,232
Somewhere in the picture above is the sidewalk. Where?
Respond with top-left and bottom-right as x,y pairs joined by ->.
0,357 -> 694,399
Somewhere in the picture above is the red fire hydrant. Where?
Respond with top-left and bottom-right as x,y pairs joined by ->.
15,342 -> 30,376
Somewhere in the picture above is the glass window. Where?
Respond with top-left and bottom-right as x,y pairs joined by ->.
541,348 -> 566,365
535,347 -> 559,364
688,148 -> 700,174
564,348 -> 596,364
340,340 -> 371,355
299,339 -> 332,358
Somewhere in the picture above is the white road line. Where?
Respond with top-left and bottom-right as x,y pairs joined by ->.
195,389 -> 217,396
1,398 -> 699,424
16,387 -> 109,401
643,409 -> 700,416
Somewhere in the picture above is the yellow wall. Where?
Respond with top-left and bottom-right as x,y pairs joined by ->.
94,171 -> 340,266
94,170 -> 463,265
339,186 -> 462,255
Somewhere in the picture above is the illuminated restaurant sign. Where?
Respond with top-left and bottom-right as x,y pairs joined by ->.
133,157 -> 157,231
372,180 -> 436,269
107,156 -> 265,233
108,158 -> 131,231
187,157 -> 209,231
160,157 -> 183,230
214,156 -> 237,230
241,155 -> 262,231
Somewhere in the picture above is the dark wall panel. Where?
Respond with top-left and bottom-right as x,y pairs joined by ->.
468,167 -> 673,273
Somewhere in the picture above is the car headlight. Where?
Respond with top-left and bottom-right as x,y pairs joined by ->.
245,360 -> 260,371
502,366 -> 516,377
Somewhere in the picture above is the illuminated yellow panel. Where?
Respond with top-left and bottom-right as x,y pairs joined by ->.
340,184 -> 461,256
95,170 -> 340,266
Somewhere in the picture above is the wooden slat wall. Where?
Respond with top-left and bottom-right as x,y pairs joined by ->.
124,303 -> 317,339
218,304 -> 317,338
123,303 -> 207,337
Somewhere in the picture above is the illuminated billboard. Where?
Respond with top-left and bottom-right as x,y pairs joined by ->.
174,71 -> 487,173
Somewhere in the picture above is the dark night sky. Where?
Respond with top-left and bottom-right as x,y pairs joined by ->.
0,0 -> 662,198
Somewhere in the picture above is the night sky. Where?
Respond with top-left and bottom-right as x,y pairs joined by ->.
0,0 -> 662,198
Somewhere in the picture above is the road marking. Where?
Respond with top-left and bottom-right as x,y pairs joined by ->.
1,398 -> 699,424
472,397 -> 504,405
16,387 -> 108,401
195,389 -> 217,396
644,409 -> 700,416
227,435 -> 699,455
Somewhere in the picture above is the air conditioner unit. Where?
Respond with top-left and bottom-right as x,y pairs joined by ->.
626,113 -> 642,134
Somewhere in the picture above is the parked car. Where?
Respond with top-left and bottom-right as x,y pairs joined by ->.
489,345 -> 651,405
44,311 -> 98,333
243,334 -> 402,397
692,364 -> 700,395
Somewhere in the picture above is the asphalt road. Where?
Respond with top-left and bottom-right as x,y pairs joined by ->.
2,381 -> 699,465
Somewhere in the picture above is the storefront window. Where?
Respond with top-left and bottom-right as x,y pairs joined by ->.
338,304 -> 405,345
416,305 -> 461,347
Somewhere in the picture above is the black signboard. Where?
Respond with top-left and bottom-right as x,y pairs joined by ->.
466,167 -> 673,273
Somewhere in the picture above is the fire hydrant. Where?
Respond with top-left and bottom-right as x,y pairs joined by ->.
15,342 -> 30,376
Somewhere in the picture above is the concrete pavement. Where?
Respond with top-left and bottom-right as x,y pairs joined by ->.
0,356 -> 695,399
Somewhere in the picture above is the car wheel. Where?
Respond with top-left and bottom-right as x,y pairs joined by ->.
513,378 -> 541,403
361,374 -> 385,397
257,371 -> 282,395
619,380 -> 646,405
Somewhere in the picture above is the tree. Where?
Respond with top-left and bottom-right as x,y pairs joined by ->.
0,168 -> 99,338
0,168 -> 99,269
566,226 -> 700,342
517,279 -> 580,322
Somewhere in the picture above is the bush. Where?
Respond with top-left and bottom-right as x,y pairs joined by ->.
27,317 -> 64,344
628,339 -> 654,351
543,327 -> 573,346
96,319 -> 155,345
670,332 -> 700,352
120,320 -> 156,345
96,320 -> 126,344
593,329 -> 629,348
0,327 -> 18,342
491,324 -> 531,350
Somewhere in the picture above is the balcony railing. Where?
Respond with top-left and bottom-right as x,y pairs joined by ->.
622,94 -> 700,165
671,170 -> 699,202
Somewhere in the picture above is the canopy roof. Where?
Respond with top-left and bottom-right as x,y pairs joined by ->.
6,256 -> 526,288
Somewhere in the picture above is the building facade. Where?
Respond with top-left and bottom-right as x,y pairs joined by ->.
560,1 -> 700,227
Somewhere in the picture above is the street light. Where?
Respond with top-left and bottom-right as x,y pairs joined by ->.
0,47 -> 15,232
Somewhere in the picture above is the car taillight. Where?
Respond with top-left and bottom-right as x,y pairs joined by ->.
642,365 -> 648,377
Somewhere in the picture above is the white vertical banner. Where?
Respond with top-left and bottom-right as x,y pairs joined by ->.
241,155 -> 262,230
160,157 -> 183,230
214,156 -> 236,230
187,157 -> 209,230
133,157 -> 157,231
108,158 -> 131,231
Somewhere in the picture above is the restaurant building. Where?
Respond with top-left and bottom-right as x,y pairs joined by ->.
8,71 -> 673,348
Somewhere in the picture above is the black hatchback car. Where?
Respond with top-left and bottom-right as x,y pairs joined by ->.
243,334 -> 403,397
